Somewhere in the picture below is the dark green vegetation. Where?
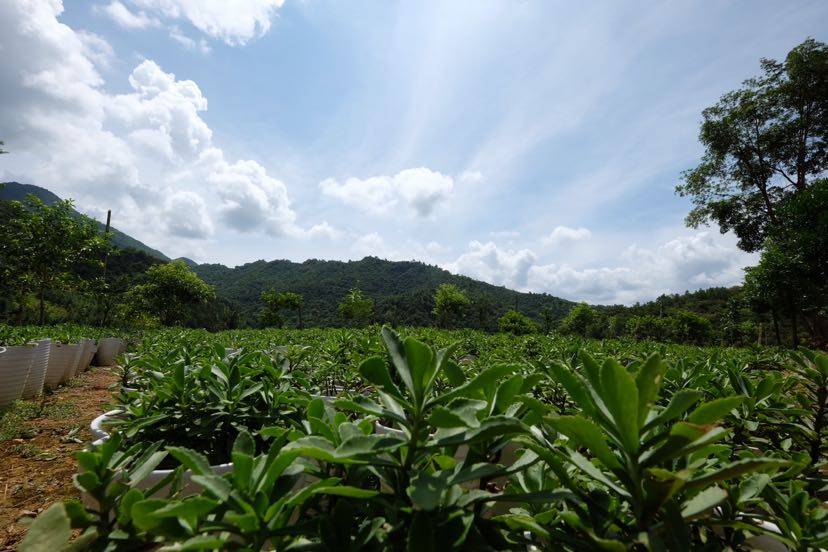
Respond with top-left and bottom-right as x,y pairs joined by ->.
13,325 -> 828,551
0,182 -> 169,260
192,256 -> 573,329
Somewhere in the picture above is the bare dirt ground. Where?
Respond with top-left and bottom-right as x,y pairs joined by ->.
0,367 -> 119,550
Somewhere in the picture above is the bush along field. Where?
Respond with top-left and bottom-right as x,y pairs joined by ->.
9,325 -> 828,551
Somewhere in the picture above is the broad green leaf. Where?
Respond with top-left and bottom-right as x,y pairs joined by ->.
382,326 -> 415,399
600,359 -> 640,455
128,451 -> 167,486
636,354 -> 665,425
545,362 -> 596,418
681,486 -> 727,519
688,396 -> 745,425
19,503 -> 71,552
131,498 -> 168,531
644,389 -> 703,432
408,472 -> 446,511
167,446 -> 212,476
405,337 -> 435,406
312,486 -> 379,499
684,458 -> 788,492
190,474 -> 232,501
359,356 -> 403,400
442,359 -> 466,386
546,415 -> 621,470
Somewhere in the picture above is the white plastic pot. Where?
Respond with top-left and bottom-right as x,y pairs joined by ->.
0,344 -> 35,408
94,337 -> 126,367
61,343 -> 84,383
21,339 -> 51,399
78,338 -> 97,372
45,343 -> 80,389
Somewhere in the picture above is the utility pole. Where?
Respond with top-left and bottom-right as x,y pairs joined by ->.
99,210 -> 112,326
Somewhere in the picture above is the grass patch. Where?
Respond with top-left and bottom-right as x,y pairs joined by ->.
0,399 -> 78,442
0,400 -> 42,441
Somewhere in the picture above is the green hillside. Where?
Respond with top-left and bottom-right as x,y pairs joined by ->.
0,182 -> 169,261
191,256 -> 575,329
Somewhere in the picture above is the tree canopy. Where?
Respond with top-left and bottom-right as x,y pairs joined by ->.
677,38 -> 828,252
124,261 -> 215,326
433,283 -> 470,328
338,288 -> 373,327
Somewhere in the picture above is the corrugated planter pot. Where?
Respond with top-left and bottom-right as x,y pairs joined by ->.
77,338 -> 97,373
0,344 -> 35,408
21,339 -> 51,399
45,343 -> 81,389
94,337 -> 126,367
61,343 -> 84,383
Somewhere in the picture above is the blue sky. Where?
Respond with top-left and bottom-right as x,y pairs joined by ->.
2,1 -> 827,304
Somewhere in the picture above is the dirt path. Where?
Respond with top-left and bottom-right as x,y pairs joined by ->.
0,367 -> 119,550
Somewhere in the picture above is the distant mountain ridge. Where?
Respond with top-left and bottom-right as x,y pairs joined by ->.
0,182 -> 169,261
1,181 -> 576,328
190,256 -> 575,328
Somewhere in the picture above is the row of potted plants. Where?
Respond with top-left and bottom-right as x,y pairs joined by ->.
0,337 -> 126,408
20,327 -> 828,550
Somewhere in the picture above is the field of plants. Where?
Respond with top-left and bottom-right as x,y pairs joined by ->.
0,324 -> 824,551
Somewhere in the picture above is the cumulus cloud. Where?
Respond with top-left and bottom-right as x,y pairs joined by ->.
97,0 -> 161,30
444,241 -> 538,289
541,226 -> 592,246
320,167 -> 454,217
445,232 -> 749,304
163,191 -> 213,238
0,0 -> 326,259
125,0 -> 285,45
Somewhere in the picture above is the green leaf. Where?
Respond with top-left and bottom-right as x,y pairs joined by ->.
19,503 -> 71,552
131,498 -> 168,531
167,446 -> 212,476
442,360 -> 466,386
152,496 -> 219,519
190,474 -> 232,500
405,337 -> 435,406
684,458 -> 788,492
688,396 -> 745,424
427,399 -> 486,429
545,362 -> 596,418
546,415 -> 621,470
359,356 -> 403,400
600,359 -> 640,455
681,486 -> 727,519
128,451 -> 167,486
408,472 -> 446,511
382,326 -> 415,399
636,354 -> 665,425
644,389 -> 703,431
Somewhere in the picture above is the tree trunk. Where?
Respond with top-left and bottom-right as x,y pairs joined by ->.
15,284 -> 26,325
38,282 -> 45,325
771,308 -> 782,345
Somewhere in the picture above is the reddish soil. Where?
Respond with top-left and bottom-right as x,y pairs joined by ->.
0,367 -> 119,550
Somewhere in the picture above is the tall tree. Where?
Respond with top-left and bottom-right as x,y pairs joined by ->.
0,195 -> 107,324
677,38 -> 828,252
261,290 -> 304,328
125,260 -> 215,326
433,283 -> 470,329
338,288 -> 373,327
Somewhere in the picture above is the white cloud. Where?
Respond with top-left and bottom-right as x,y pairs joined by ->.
320,167 -> 454,217
541,226 -> 592,246
352,232 -> 394,258
445,232 -> 749,304
128,0 -> 285,45
163,191 -> 213,238
169,25 -> 211,54
444,241 -> 538,289
0,0 -> 327,260
77,31 -> 115,70
97,1 -> 160,30
459,170 -> 483,184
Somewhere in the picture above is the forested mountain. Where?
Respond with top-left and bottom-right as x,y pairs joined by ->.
191,256 -> 575,329
0,182 -> 169,261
